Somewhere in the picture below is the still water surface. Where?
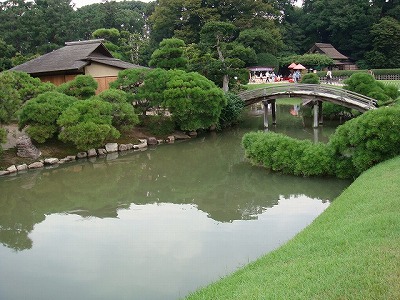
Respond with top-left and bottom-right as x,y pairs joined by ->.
0,106 -> 350,299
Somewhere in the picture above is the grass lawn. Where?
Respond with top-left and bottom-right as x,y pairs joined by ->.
186,156 -> 400,299
380,80 -> 400,90
245,83 -> 281,90
244,83 -> 302,105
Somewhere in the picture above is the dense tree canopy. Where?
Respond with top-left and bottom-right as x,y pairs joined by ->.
0,0 -> 399,73
344,73 -> 400,105
0,71 -> 54,124
162,70 -> 227,131
110,67 -> 227,131
18,91 -> 76,143
149,38 -> 188,70
95,89 -> 140,130
57,75 -> 98,99
0,0 -> 151,64
364,17 -> 400,68
280,54 -> 334,70
57,99 -> 120,150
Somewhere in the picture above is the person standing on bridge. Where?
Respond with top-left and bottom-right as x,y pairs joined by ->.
293,70 -> 301,83
326,69 -> 332,84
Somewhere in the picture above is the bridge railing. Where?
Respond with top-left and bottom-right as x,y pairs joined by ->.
239,84 -> 378,109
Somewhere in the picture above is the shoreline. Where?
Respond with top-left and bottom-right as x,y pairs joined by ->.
0,125 -> 193,176
187,156 -> 400,299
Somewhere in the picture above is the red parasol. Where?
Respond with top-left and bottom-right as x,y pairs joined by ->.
293,63 -> 306,70
288,62 -> 297,69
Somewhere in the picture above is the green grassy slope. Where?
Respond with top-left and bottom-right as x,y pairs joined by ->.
187,156 -> 400,299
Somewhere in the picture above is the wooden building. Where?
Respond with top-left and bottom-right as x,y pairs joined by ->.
307,43 -> 357,70
11,39 -> 144,93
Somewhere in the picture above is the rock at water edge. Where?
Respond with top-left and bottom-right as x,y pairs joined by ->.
16,135 -> 41,159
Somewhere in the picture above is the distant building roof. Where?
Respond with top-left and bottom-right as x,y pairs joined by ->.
248,66 -> 274,72
11,39 -> 142,75
308,43 -> 349,60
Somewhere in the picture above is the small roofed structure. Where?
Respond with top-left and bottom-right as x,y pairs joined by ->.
248,66 -> 275,83
11,39 -> 144,93
293,63 -> 306,70
307,43 -> 357,70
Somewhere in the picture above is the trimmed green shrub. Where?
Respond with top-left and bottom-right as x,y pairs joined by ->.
111,68 -> 227,131
344,73 -> 399,105
382,84 -> 400,101
57,75 -> 98,99
109,68 -> 150,96
0,71 -> 55,123
163,70 -> 227,131
59,121 -> 119,151
242,106 -> 400,179
1,71 -> 55,102
217,92 -> 244,129
299,142 -> 334,176
95,89 -> 139,130
316,70 -> 365,78
372,68 -> 400,75
242,131 -> 333,176
329,106 -> 400,178
57,99 -> 120,150
315,69 -> 400,79
149,38 -> 188,70
18,92 -> 76,143
300,73 -> 320,84
109,68 -> 152,114
133,68 -> 171,114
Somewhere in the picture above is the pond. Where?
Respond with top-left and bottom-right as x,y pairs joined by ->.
0,105 -> 350,300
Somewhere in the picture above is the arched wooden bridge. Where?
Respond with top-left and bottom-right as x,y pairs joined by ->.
238,84 -> 378,128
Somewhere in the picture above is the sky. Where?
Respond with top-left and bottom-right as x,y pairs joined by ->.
72,0 -> 154,8
0,0 -> 302,9
72,0 -> 303,9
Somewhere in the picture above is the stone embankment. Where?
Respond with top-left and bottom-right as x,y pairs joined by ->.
0,133 -> 189,177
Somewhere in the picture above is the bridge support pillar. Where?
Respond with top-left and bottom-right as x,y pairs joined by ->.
263,101 -> 269,128
313,102 -> 319,128
314,128 -> 319,143
318,100 -> 323,125
271,100 -> 277,125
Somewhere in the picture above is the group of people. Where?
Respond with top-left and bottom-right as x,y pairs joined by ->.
260,71 -> 277,82
292,70 -> 301,82
250,71 -> 283,83
250,68 -> 338,84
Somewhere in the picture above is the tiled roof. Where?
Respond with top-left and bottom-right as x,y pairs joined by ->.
11,39 -> 141,75
309,43 -> 349,60
89,57 -> 143,69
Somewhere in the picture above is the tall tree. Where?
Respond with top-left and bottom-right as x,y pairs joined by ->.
237,27 -> 283,55
148,0 -> 184,45
149,0 -> 281,46
365,17 -> 400,68
200,21 -> 237,92
25,0 -> 76,53
149,38 -> 188,70
0,0 -> 34,54
279,5 -> 308,55
0,38 -> 16,71
301,0 -> 381,61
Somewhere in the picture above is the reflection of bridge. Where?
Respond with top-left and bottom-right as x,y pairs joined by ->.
239,84 -> 377,128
